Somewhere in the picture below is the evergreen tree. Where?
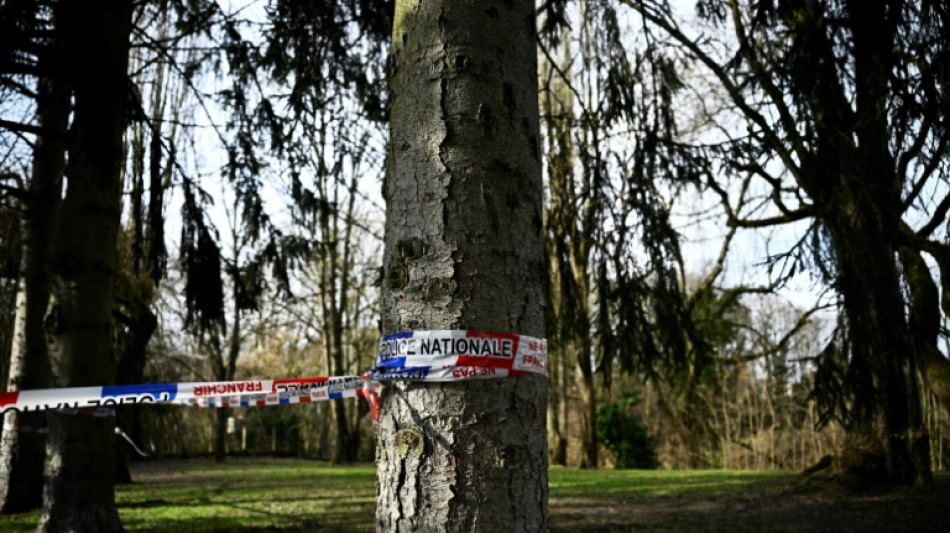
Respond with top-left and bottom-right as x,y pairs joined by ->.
619,0 -> 950,486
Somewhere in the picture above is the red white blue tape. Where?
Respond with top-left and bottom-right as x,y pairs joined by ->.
173,376 -> 373,408
371,330 -> 547,381
0,331 -> 546,421
0,376 -> 370,414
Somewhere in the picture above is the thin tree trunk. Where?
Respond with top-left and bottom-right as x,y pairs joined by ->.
541,32 -> 575,468
558,350 -> 569,465
330,171 -> 360,463
39,1 -> 133,530
214,294 -> 242,463
0,42 -> 69,514
575,349 -> 597,468
376,1 -> 548,530
680,353 -> 704,468
214,407 -> 229,462
320,165 -> 358,464
546,341 -> 566,466
113,307 -> 157,484
212,234 -> 245,464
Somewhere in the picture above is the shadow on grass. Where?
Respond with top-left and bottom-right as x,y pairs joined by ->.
2,460 -> 947,532
127,516 -> 324,533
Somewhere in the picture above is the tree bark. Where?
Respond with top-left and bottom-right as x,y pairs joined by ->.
38,1 -> 133,530
0,39 -> 69,514
377,1 -> 548,531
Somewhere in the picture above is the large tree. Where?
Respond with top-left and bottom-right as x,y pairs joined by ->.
39,0 -> 134,529
376,0 -> 548,530
619,0 -> 950,486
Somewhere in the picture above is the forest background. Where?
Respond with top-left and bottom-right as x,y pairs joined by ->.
1,0 -> 949,519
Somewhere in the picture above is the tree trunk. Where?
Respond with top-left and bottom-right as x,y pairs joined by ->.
213,245 -> 245,464
377,1 -> 548,531
778,0 -> 933,488
817,5 -> 931,478
545,340 -> 567,466
0,42 -> 69,514
680,353 -> 706,469
324,180 -> 357,463
557,354 -> 569,465
214,407 -> 229,462
38,1 -> 133,530
541,33 -> 575,468
826,200 -> 930,487
214,312 -> 240,463
575,349 -> 597,468
333,174 -> 361,463
330,310 -> 354,462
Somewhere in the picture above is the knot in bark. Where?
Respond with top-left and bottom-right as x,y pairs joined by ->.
395,427 -> 425,458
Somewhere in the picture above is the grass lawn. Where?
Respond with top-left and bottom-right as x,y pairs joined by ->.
0,459 -> 947,532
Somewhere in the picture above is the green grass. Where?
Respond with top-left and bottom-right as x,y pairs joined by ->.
548,466 -> 790,498
0,459 -> 377,532
0,459 -> 796,532
120,459 -> 377,532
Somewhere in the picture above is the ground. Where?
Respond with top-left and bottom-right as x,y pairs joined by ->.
551,468 -> 950,532
0,458 -> 947,531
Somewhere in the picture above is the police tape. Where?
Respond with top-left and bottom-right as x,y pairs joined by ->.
0,376 -> 370,415
173,377 -> 374,408
0,330 -> 546,421
371,330 -> 547,381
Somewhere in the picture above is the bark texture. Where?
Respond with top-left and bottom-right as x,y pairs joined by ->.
377,0 -> 548,531
38,1 -> 133,530
0,46 -> 69,514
